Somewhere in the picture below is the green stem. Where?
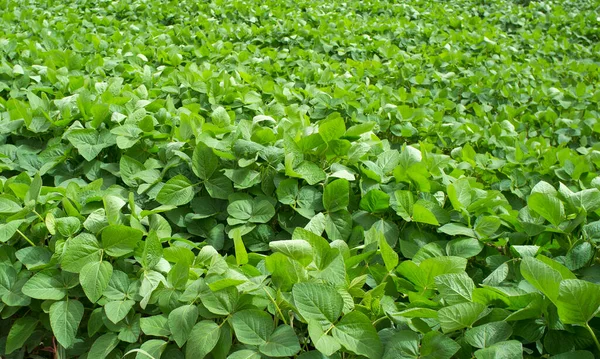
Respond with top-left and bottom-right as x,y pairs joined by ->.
263,287 -> 288,325
32,209 -> 45,222
16,229 -> 36,247
586,322 -> 600,353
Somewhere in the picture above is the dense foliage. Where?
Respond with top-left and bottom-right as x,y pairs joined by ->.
1,0 -> 600,357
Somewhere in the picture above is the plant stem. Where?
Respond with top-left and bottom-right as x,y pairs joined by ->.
585,322 -> 600,353
16,229 -> 36,246
263,287 -> 288,325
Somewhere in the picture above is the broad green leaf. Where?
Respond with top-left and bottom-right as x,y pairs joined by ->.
61,233 -> 102,273
185,320 -> 220,359
0,219 -> 25,241
474,340 -> 523,359
438,302 -> 487,333
435,272 -> 475,305
66,129 -> 115,161
22,270 -> 66,300
379,234 -> 399,272
89,333 -> 120,359
102,224 -> 143,257
211,106 -> 231,127
269,239 -> 313,266
193,142 -> 218,180
157,175 -> 194,206
319,116 -> 345,143
446,237 -> 483,258
527,192 -> 564,227
465,321 -> 513,348
393,190 -> 414,221
5,317 -> 38,355
323,179 -> 349,212
520,257 -> 562,303
0,198 -> 22,214
332,311 -> 383,359
412,203 -> 439,226
556,279 -> 600,325
135,339 -> 167,359
140,315 -> 171,337
292,282 -> 344,326
79,261 -> 113,302
230,309 -> 274,345
105,300 -> 135,324
259,325 -> 301,357
228,198 -> 275,223
168,304 -> 198,347
420,331 -> 461,359
550,351 -> 595,359
307,320 -> 341,356
381,330 -> 419,359
141,231 -> 163,269
49,300 -> 84,348
359,189 -> 390,213
226,350 -> 261,359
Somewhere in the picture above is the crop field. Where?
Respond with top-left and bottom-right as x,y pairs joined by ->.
0,0 -> 600,358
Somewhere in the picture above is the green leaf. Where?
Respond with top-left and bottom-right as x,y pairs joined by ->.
307,320 -> 341,356
102,224 -> 143,257
226,350 -> 261,359
157,175 -> 194,206
465,321 -> 513,348
319,116 -> 345,143
270,239 -> 313,266
447,179 -> 472,211
565,242 -> 594,271
231,227 -> 248,266
556,279 -> 600,325
49,299 -> 84,348
292,282 -> 344,326
379,234 -> 399,272
550,351 -> 595,359
142,231 -> 163,269
420,331 -> 461,359
323,179 -> 349,212
193,142 -> 218,180
359,189 -> 390,213
446,237 -> 483,258
412,202 -> 439,226
332,311 -> 383,359
22,270 -> 67,300
135,339 -> 167,359
0,198 -> 22,214
66,129 -> 115,161
227,198 -> 275,224
230,309 -> 274,345
105,300 -> 135,324
185,320 -> 220,359
259,325 -> 301,357
140,315 -> 171,337
120,156 -> 145,187
435,272 -> 475,305
5,317 -> 38,355
438,302 -> 487,333
79,261 -> 113,302
528,192 -> 564,227
393,190 -> 414,221
0,220 -> 26,242
520,257 -> 562,303
381,330 -> 419,359
211,106 -> 231,127
474,340 -> 523,359
89,333 -> 120,359
168,304 -> 198,347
